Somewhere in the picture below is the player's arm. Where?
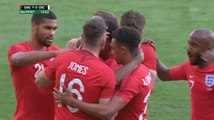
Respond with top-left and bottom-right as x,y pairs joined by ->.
35,69 -> 53,87
149,69 -> 157,91
54,86 -> 126,120
141,40 -> 158,90
11,50 -> 63,66
156,59 -> 172,81
115,48 -> 144,85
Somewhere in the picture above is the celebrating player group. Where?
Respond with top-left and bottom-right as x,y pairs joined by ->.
8,9 -> 214,120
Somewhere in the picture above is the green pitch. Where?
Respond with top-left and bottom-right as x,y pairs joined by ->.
0,0 -> 214,120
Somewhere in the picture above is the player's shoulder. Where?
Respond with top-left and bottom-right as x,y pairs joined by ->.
140,43 -> 156,51
181,60 -> 191,67
9,41 -> 28,48
95,59 -> 115,76
8,41 -> 30,52
122,65 -> 150,88
47,45 -> 62,51
56,50 -> 77,59
170,60 -> 191,72
140,41 -> 156,51
132,64 -> 150,77
102,62 -> 114,72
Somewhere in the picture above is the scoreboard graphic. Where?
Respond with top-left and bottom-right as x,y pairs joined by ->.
20,5 -> 50,14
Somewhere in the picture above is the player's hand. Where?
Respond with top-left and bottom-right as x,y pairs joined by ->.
141,38 -> 155,49
53,86 -> 74,106
201,49 -> 214,64
65,37 -> 82,50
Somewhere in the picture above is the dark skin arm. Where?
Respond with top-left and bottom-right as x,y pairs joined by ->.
54,86 -> 126,120
11,50 -> 63,66
156,59 -> 172,81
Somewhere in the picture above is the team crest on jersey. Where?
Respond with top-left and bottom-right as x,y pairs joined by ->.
205,75 -> 214,87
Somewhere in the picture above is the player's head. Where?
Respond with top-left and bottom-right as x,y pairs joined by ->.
111,27 -> 141,65
93,11 -> 118,60
187,29 -> 214,66
120,10 -> 145,34
93,11 -> 118,38
82,17 -> 107,49
31,10 -> 57,47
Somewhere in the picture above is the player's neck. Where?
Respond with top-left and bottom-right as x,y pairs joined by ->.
198,62 -> 211,69
29,36 -> 44,51
81,45 -> 100,58
123,54 -> 135,65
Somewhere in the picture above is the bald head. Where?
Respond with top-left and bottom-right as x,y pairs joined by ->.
187,29 -> 214,66
189,29 -> 214,47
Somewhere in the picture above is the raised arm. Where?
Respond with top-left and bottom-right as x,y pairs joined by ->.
156,59 -> 172,81
11,50 -> 62,66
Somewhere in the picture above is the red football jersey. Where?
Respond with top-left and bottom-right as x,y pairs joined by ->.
170,61 -> 214,120
45,50 -> 116,120
140,43 -> 157,71
104,43 -> 156,72
8,42 -> 61,120
115,64 -> 152,120
104,55 -> 122,71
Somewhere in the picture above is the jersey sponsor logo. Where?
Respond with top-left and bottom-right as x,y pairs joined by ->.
205,75 -> 214,87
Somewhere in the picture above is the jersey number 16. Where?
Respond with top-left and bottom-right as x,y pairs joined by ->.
58,74 -> 85,113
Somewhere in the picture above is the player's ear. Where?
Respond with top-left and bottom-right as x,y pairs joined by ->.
141,29 -> 144,35
32,22 -> 37,31
100,38 -> 106,49
100,33 -> 107,47
80,34 -> 84,42
120,45 -> 128,54
80,34 -> 85,44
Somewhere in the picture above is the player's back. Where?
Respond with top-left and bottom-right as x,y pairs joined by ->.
52,50 -> 116,120
115,64 -> 152,120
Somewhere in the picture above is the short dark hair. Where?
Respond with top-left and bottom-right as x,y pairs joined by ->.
83,18 -> 107,46
93,11 -> 118,42
93,11 -> 118,25
120,10 -> 145,33
31,10 -> 57,24
112,27 -> 141,53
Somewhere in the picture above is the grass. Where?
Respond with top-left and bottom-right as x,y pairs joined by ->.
0,0 -> 214,120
